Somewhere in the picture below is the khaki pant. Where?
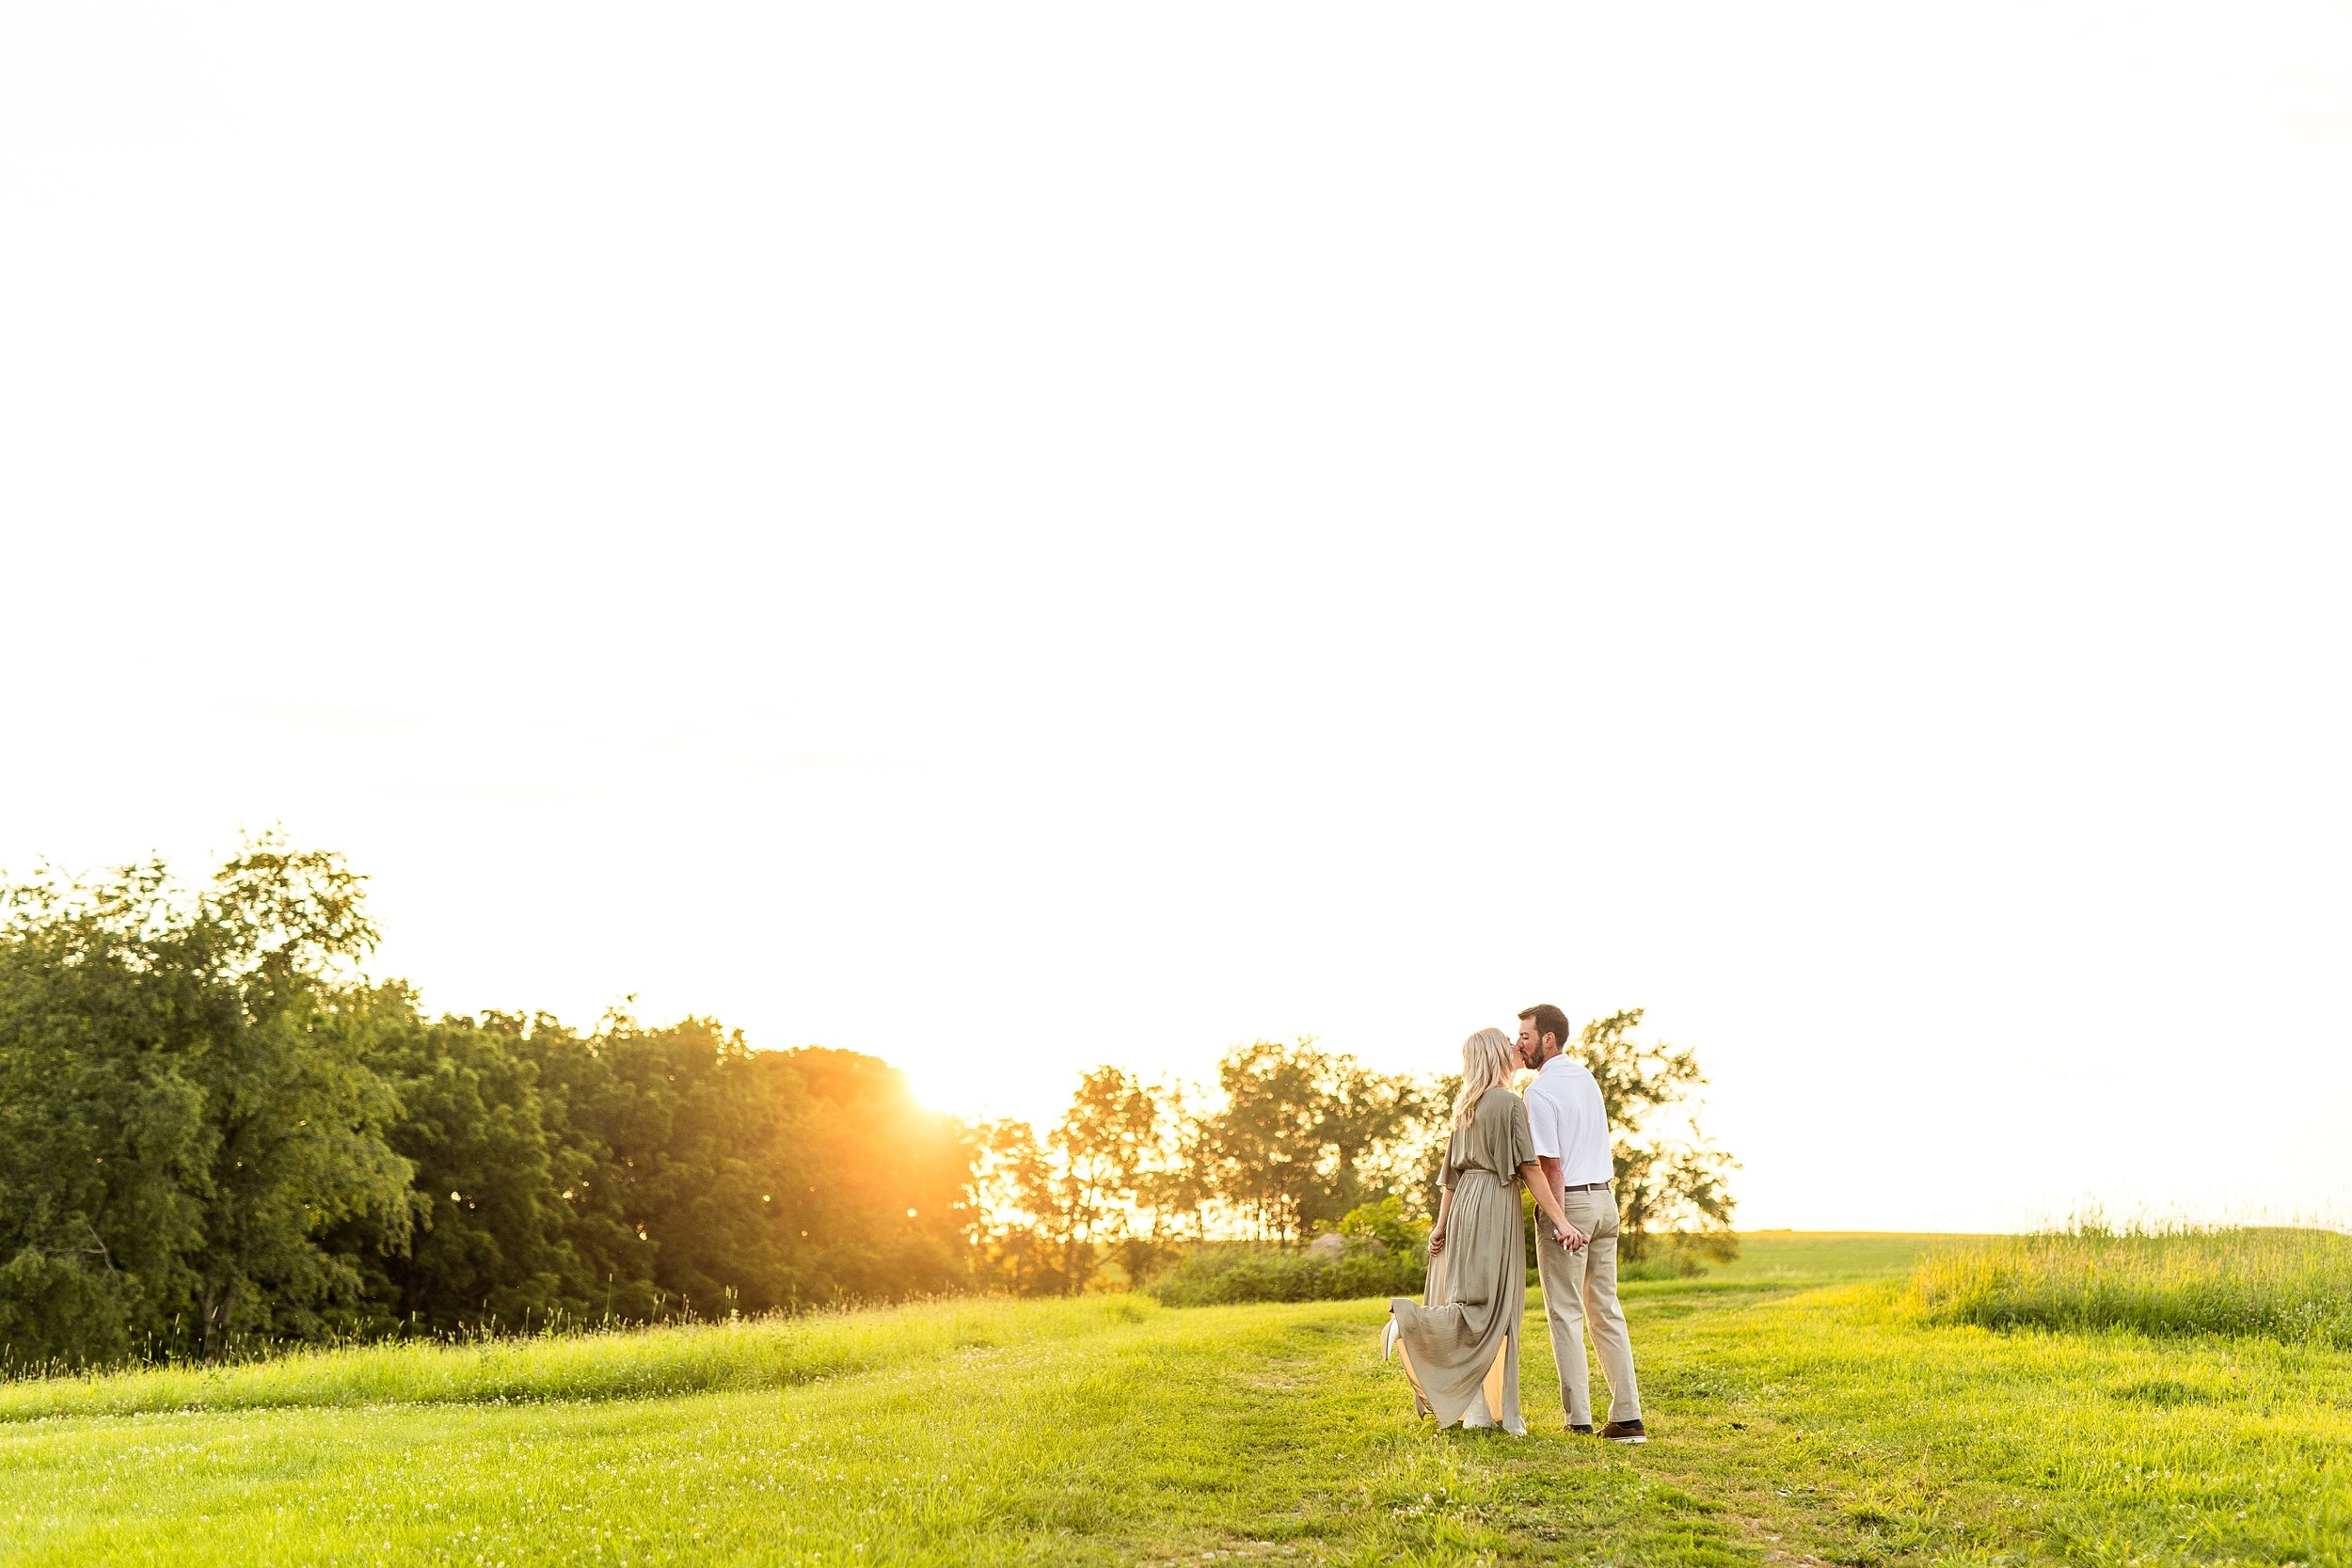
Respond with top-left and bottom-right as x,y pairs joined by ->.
1534,1183 -> 1642,1427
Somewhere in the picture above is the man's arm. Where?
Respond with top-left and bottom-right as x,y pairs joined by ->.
1537,1153 -> 1565,1212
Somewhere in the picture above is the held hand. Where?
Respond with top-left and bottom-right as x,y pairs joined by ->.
1551,1223 -> 1589,1254
1427,1226 -> 1447,1256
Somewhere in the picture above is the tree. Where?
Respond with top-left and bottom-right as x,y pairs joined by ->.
171,840 -> 419,1355
337,996 -> 586,1335
0,838 -> 416,1365
1133,1078 -> 1214,1243
1198,1039 -> 1439,1242
1572,1009 -> 1739,1268
572,1015 -> 818,1320
0,861 -> 208,1367
971,1117 -> 1069,1295
0,839 -> 995,1368
785,1045 -> 977,1305
968,1069 -> 1202,1295
1053,1067 -> 1167,1284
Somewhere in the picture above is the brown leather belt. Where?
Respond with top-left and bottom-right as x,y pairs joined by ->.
1562,1180 -> 1612,1193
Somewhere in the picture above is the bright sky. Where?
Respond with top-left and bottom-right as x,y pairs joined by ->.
5,5 -> 2348,1233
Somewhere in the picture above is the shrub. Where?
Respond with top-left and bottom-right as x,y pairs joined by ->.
1336,1196 -> 1432,1257
1145,1240 -> 1428,1307
1904,1224 -> 2352,1346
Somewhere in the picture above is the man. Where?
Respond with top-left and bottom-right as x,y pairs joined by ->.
1517,1003 -> 1646,1442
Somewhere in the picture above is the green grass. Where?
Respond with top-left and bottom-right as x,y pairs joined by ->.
0,1234 -> 2345,1565
0,1296 -> 1142,1422
1906,1224 -> 2352,1346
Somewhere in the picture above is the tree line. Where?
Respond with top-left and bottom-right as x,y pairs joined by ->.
0,842 -> 1735,1370
982,1012 -> 1740,1297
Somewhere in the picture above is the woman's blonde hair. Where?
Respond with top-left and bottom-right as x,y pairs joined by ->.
1452,1027 -> 1518,1130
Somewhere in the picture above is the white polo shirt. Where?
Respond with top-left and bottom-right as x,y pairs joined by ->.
1522,1054 -> 1614,1186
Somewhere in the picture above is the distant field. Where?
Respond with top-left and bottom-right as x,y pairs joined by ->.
1686,1231 -> 1988,1284
1,1232 -> 2345,1566
1908,1224 -> 2352,1346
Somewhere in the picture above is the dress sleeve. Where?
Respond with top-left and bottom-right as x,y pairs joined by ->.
1438,1131 -> 1457,1190
1505,1094 -> 1537,1170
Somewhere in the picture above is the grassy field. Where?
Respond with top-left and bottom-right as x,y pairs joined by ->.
2,1233 -> 2347,1567
1907,1224 -> 2352,1346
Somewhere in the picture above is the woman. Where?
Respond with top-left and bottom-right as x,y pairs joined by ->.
1382,1026 -> 1586,1434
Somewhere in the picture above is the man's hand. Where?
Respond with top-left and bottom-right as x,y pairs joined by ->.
1551,1223 -> 1589,1254
1427,1225 -> 1447,1256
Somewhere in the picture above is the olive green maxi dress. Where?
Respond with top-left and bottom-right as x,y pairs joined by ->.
1388,1085 -> 1535,1433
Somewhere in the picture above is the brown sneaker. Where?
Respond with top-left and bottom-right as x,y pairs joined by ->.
1566,1422 -> 1594,1435
1598,1419 -> 1647,1443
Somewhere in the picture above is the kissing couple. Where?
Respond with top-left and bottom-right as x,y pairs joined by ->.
1379,1005 -> 1646,1440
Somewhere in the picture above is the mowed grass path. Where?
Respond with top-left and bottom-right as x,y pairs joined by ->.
3,1236 -> 2347,1567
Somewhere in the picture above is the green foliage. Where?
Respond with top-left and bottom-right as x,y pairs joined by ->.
973,1067 -> 1183,1295
0,836 -> 1746,1370
973,1067 -> 1215,1295
1142,1240 -> 1429,1306
338,999 -> 584,1335
1336,1195 -> 1434,1256
0,838 -> 414,1365
973,1045 -> 1450,1294
0,843 -> 979,1370
1195,1038 -> 1441,1242
1146,1196 -> 1435,1307
1905,1223 -> 2352,1345
389,1018 -> 974,1328
0,1247 -> 145,1370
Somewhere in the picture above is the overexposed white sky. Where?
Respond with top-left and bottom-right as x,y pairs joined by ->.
5,5 -> 2348,1231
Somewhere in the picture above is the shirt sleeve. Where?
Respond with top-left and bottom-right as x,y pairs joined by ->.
1524,1082 -> 1562,1160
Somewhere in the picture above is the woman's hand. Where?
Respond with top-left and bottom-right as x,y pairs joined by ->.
1427,1225 -> 1447,1256
1551,1223 -> 1589,1254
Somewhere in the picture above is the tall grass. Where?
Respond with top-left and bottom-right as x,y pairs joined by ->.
1905,1223 -> 2352,1345
0,1293 -> 1154,1422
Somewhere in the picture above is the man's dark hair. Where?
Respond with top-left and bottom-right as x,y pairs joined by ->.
1518,1004 -> 1572,1052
